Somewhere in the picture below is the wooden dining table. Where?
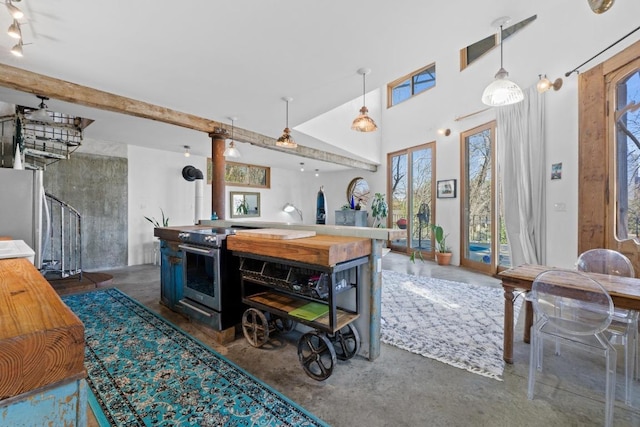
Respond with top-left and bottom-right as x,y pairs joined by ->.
499,264 -> 640,364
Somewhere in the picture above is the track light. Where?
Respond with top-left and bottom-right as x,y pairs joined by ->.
8,19 -> 21,39
10,40 -> 22,57
5,1 -> 23,19
184,145 -> 191,157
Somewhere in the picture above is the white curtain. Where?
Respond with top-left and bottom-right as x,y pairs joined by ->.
496,86 -> 546,266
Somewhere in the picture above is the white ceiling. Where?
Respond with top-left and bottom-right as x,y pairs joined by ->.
0,1 -> 630,171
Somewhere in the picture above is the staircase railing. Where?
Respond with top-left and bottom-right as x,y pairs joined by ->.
42,193 -> 82,279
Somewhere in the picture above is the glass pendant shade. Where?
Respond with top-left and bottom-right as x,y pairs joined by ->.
8,20 -> 21,39
10,41 -> 23,57
276,97 -> 297,148
223,141 -> 240,158
352,68 -> 378,132
481,68 -> 524,106
276,127 -> 297,148
481,20 -> 524,107
351,106 -> 378,132
224,117 -> 241,157
6,2 -> 24,19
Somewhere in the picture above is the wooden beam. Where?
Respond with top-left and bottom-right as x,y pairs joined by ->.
0,63 -> 378,172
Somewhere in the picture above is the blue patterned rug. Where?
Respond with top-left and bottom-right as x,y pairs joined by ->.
62,288 -> 328,427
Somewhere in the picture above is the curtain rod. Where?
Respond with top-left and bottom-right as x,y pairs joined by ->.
454,107 -> 491,122
565,25 -> 640,77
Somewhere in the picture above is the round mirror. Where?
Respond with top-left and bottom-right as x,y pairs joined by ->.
346,177 -> 370,208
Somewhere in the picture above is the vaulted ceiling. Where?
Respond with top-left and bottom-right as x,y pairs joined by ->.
0,1 -> 634,171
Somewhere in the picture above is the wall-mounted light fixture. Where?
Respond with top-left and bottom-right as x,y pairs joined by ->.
437,128 -> 451,137
183,145 -> 191,157
536,75 -> 563,93
315,169 -> 319,177
283,203 -> 303,221
300,162 -> 305,172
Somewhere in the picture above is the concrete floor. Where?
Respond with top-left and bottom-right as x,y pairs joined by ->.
86,252 -> 640,426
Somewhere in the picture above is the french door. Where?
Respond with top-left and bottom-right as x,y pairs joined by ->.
388,143 -> 436,257
460,122 -> 508,274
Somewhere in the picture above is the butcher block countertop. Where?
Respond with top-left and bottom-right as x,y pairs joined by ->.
227,233 -> 371,267
0,258 -> 85,400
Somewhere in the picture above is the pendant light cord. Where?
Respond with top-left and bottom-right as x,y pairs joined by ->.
499,25 -> 504,69
286,99 -> 289,128
362,73 -> 366,105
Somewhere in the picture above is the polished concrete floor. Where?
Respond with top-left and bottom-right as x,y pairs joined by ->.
86,252 -> 640,426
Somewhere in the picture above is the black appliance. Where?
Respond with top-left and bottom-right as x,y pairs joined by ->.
176,227 -> 242,330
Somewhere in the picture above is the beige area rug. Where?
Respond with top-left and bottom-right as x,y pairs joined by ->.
381,270 -> 521,380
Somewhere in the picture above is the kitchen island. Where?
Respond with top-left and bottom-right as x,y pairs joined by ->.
156,220 -> 404,360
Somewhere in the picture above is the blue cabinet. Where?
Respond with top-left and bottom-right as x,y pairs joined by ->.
160,240 -> 184,309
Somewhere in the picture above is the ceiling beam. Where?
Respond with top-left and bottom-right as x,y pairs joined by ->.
0,63 -> 378,172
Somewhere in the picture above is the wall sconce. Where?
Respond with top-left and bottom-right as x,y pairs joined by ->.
437,128 -> 451,137
536,75 -> 563,93
300,162 -> 305,172
283,203 -> 303,221
315,169 -> 319,177
183,145 -> 191,157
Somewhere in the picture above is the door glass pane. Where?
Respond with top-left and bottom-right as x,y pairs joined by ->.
391,153 -> 408,248
411,148 -> 432,250
465,128 -> 493,264
615,70 -> 640,240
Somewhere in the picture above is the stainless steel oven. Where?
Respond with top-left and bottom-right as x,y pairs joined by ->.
176,228 -> 242,330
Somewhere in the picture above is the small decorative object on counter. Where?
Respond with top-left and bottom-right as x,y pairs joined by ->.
211,211 -> 218,220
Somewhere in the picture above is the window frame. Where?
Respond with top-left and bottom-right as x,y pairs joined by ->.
386,63 -> 436,108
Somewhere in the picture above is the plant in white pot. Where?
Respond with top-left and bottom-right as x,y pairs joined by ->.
431,223 -> 452,265
370,193 -> 388,228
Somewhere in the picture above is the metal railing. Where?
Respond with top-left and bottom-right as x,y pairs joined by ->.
41,193 -> 82,279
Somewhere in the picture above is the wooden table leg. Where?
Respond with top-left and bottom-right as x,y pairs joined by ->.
503,285 -> 514,364
524,299 -> 533,344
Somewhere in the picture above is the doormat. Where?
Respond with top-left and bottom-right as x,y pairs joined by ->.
62,288 -> 328,427
381,270 -> 521,380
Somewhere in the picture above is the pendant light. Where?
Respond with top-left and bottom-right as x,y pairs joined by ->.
27,95 -> 51,121
588,0 -> 615,14
276,97 -> 297,148
5,1 -> 23,20
223,117 -> 241,158
183,145 -> 191,157
7,19 -> 21,39
351,68 -> 378,132
10,40 -> 22,57
481,17 -> 524,107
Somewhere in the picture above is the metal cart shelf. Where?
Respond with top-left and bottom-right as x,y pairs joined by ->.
236,252 -> 368,380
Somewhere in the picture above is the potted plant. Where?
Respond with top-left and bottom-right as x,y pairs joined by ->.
370,193 -> 388,228
431,223 -> 452,265
144,209 -> 169,228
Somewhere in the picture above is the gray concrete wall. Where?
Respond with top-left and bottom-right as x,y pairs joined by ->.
45,152 -> 128,270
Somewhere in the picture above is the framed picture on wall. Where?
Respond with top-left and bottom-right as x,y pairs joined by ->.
437,179 -> 457,198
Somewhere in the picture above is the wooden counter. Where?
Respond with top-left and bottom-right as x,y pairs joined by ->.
226,233 -> 371,267
0,258 -> 85,399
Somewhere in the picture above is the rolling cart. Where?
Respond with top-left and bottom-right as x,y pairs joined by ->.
236,253 -> 367,381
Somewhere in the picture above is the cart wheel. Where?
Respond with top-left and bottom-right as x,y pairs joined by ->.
273,316 -> 297,333
297,331 -> 336,381
242,308 -> 269,347
329,324 -> 360,361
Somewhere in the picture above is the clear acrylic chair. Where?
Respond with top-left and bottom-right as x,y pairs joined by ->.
577,248 -> 637,404
528,269 -> 616,427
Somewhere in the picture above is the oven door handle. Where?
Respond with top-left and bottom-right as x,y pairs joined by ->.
178,244 -> 213,255
178,300 -> 213,317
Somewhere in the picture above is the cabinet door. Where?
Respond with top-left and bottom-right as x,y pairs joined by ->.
160,242 -> 184,308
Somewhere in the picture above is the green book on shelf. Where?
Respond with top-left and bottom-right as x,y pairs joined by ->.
289,302 -> 329,321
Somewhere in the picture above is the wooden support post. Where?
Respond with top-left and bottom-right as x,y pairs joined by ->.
368,239 -> 383,360
209,128 -> 227,220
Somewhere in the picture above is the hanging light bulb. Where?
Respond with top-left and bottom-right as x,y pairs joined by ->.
300,162 -> 305,172
351,68 -> 378,132
315,169 -> 319,177
8,19 -> 21,39
481,17 -> 524,107
276,97 -> 297,148
6,1 -> 24,19
223,117 -> 241,158
184,145 -> 191,157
